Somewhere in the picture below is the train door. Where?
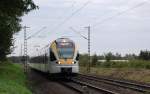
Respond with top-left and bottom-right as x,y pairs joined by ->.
49,48 -> 57,73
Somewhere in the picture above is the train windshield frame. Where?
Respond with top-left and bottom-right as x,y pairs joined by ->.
57,42 -> 75,59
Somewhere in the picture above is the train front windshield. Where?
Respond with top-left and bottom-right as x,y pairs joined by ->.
57,42 -> 74,59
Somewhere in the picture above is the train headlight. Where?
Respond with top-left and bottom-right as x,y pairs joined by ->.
58,61 -> 61,64
72,61 -> 76,64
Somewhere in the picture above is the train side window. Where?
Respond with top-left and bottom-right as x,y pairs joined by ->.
43,55 -> 45,63
39,56 -> 43,63
45,54 -> 48,63
50,50 -> 56,61
76,53 -> 79,61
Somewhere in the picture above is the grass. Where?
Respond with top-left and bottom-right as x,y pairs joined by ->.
0,61 -> 32,94
80,67 -> 150,83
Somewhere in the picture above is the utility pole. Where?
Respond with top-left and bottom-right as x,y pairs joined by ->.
70,26 -> 91,72
23,26 -> 30,73
85,26 -> 91,72
20,44 -> 22,63
20,44 -> 22,56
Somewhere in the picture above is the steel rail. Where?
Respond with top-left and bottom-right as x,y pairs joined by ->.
59,81 -> 83,94
78,73 -> 150,93
71,79 -> 119,94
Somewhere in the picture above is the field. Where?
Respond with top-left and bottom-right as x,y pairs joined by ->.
0,61 -> 32,94
80,60 -> 150,83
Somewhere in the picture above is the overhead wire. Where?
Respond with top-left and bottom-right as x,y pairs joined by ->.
30,0 -> 149,56
41,0 -> 91,49
22,1 -> 92,56
27,27 -> 46,40
92,1 -> 148,27
26,0 -> 149,56
27,1 -> 77,55
61,0 -> 149,39
70,27 -> 88,40
48,0 -> 91,35
55,0 -> 91,28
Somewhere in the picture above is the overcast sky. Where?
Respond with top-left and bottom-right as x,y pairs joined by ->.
13,0 -> 150,56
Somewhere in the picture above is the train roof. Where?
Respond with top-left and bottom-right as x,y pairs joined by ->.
55,38 -> 74,43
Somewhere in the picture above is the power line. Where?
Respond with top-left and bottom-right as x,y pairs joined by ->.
70,27 -> 88,40
70,26 -> 91,72
57,1 -> 91,27
92,1 -> 148,27
27,27 -> 46,40
41,0 -> 91,46
48,0 -> 91,35
60,0 -> 76,17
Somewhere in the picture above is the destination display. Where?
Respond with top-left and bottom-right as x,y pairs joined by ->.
57,42 -> 73,48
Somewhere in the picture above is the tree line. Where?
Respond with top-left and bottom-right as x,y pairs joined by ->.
79,50 -> 150,67
0,0 -> 37,61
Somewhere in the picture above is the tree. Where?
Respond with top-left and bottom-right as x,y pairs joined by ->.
105,52 -> 113,62
0,0 -> 37,61
79,54 -> 88,66
139,50 -> 150,60
124,53 -> 137,60
91,54 -> 98,67
115,53 -> 122,60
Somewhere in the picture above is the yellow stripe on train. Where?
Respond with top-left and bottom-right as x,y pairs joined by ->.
59,59 -> 73,64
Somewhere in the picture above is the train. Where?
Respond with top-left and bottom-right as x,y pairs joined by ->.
29,38 -> 79,77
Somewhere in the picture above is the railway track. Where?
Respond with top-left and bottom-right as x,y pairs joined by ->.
60,81 -> 83,94
31,69 -> 149,94
59,79 -> 118,94
78,73 -> 150,93
31,69 -> 118,94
